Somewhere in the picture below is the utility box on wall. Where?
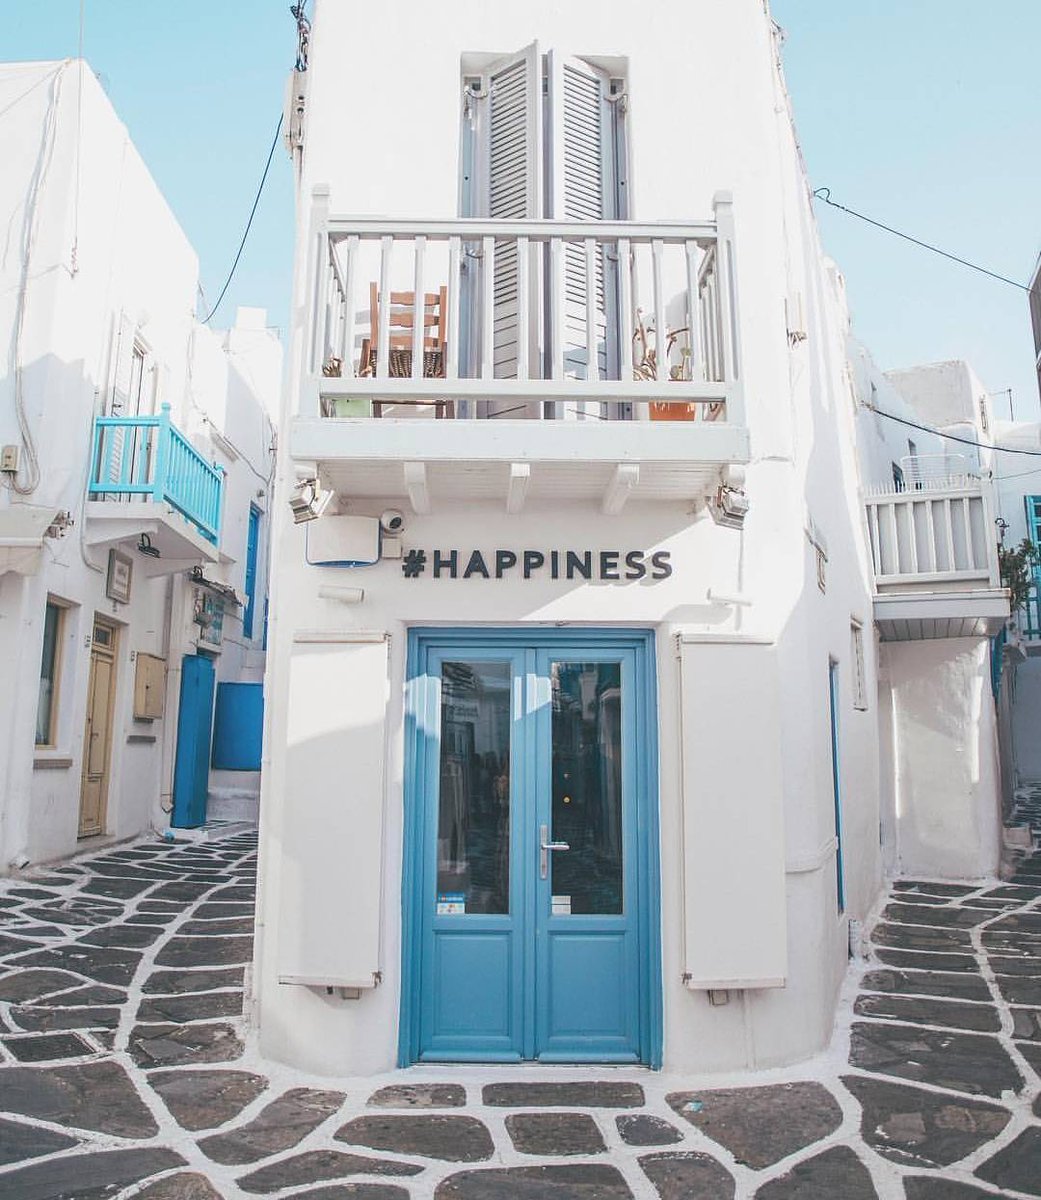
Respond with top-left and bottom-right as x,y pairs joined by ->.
211,682 -> 264,771
133,653 -> 167,720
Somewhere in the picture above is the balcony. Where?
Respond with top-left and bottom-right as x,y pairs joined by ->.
864,469 -> 1008,641
1013,585 -> 1041,653
84,404 -> 225,573
291,191 -> 749,512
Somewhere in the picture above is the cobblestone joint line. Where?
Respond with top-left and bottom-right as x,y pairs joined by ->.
0,828 -> 1040,1198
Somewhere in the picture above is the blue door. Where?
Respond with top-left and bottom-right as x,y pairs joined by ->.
403,630 -> 661,1065
243,505 -> 260,639
172,653 -> 216,828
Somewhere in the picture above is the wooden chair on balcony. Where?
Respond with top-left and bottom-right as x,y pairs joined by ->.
360,282 -> 452,418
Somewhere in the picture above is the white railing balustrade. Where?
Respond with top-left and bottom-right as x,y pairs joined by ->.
302,193 -> 744,424
864,478 -> 1000,588
897,453 -> 979,490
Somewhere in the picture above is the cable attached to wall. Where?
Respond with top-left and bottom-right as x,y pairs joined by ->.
202,113 -> 284,325
71,0 -> 85,275
4,64 -> 70,496
813,188 -> 1031,293
866,403 -> 1041,458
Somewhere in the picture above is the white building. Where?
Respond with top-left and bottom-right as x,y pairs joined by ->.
856,358 -> 1005,881
872,357 -> 1041,859
0,61 -> 281,871
255,0 -> 1009,1077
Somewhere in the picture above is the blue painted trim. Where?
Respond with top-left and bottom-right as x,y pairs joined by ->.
87,406 -> 225,545
398,627 -> 662,1069
828,659 -> 845,914
243,505 -> 261,638
990,627 -> 1007,700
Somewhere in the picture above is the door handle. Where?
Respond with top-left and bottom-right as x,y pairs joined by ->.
539,823 -> 570,880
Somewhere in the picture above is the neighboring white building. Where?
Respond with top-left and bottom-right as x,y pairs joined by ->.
251,0 -> 1012,1080
857,359 -> 1005,882
877,356 -> 1041,856
0,61 -> 281,871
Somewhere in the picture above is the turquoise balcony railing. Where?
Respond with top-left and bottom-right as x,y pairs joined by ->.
1020,581 -> 1041,640
88,404 -> 224,545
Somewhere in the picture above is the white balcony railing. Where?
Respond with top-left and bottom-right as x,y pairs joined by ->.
897,453 -> 977,490
864,477 -> 1000,589
301,190 -> 744,425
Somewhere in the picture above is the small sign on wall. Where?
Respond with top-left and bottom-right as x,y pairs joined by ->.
106,549 -> 133,604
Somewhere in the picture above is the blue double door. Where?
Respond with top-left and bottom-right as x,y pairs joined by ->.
405,630 -> 660,1065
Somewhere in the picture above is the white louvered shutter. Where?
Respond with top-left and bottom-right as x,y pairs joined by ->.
475,44 -> 542,395
108,312 -> 136,416
547,54 -> 617,392
101,312 -> 136,488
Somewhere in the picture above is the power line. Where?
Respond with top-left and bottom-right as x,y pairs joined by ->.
202,112 -> 284,325
813,188 -> 1031,293
866,403 -> 1041,457
995,464 -> 1041,482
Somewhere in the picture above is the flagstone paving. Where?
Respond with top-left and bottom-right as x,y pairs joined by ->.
0,828 -> 1040,1198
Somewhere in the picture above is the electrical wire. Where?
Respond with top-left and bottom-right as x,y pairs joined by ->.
71,1 -> 85,275
993,464 -> 1041,482
866,403 -> 1041,457
202,112 -> 284,324
5,64 -> 69,496
813,189 -> 1031,293
0,64 -> 62,123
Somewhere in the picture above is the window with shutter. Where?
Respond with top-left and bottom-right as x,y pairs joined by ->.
459,44 -> 541,404
548,53 -> 619,399
460,48 -> 628,405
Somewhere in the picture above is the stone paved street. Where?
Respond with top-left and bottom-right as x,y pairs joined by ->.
0,828 -> 1039,1199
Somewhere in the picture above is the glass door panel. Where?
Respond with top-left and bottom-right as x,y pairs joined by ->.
549,661 -> 624,916
437,660 -> 512,916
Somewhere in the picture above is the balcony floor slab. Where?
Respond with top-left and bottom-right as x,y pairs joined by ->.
291,418 -> 749,510
874,589 -> 1009,642
85,501 -> 219,573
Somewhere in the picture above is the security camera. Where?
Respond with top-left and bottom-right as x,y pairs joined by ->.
380,509 -> 405,535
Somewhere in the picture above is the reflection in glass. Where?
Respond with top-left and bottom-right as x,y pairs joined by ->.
550,661 -> 623,915
437,661 -> 511,914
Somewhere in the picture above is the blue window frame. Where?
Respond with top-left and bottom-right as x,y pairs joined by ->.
243,505 -> 261,639
1025,496 -> 1041,561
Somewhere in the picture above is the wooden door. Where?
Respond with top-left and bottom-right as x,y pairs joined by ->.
79,618 -> 119,838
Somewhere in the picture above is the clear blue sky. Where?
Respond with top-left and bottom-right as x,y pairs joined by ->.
6,3 -> 1040,418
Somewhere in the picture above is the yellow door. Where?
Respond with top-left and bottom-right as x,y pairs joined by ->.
79,619 -> 118,838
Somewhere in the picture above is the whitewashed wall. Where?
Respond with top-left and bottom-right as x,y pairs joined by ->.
0,62 -> 278,870
257,0 -> 885,1075
880,638 -> 1001,879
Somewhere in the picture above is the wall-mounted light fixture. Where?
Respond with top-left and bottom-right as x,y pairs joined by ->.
289,477 -> 332,524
